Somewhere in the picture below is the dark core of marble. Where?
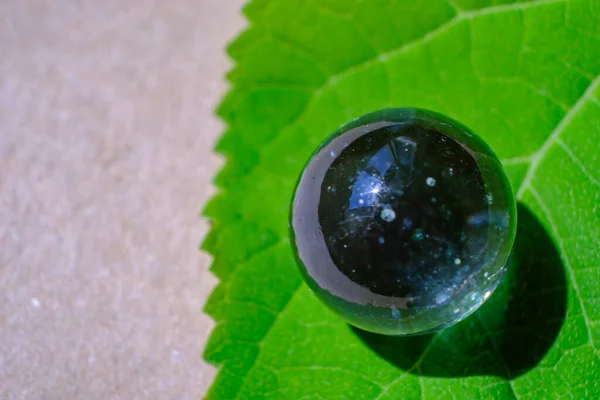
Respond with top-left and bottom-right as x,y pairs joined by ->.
290,108 -> 517,335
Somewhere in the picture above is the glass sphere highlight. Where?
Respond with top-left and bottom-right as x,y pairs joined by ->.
290,108 -> 517,336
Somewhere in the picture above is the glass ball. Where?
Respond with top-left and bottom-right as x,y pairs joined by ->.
290,108 -> 517,336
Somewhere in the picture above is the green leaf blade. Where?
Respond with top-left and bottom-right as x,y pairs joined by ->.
205,0 -> 600,398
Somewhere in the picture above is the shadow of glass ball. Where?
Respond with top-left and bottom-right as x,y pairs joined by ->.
352,203 -> 567,378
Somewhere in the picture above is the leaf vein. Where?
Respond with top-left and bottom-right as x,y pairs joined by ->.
234,283 -> 303,399
528,186 -> 596,350
556,138 -> 600,188
501,154 -> 535,166
517,74 -> 600,198
474,313 -> 518,399
373,332 -> 443,400
278,365 -> 386,389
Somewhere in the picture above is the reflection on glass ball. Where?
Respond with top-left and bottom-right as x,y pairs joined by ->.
290,108 -> 517,336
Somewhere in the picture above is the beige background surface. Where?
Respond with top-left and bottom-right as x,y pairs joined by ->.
0,0 -> 245,398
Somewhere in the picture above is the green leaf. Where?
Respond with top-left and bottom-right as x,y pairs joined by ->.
204,0 -> 600,398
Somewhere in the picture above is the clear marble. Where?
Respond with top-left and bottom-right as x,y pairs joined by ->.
290,108 -> 517,335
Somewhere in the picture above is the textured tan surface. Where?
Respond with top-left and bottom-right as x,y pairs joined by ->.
0,0 -> 245,398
